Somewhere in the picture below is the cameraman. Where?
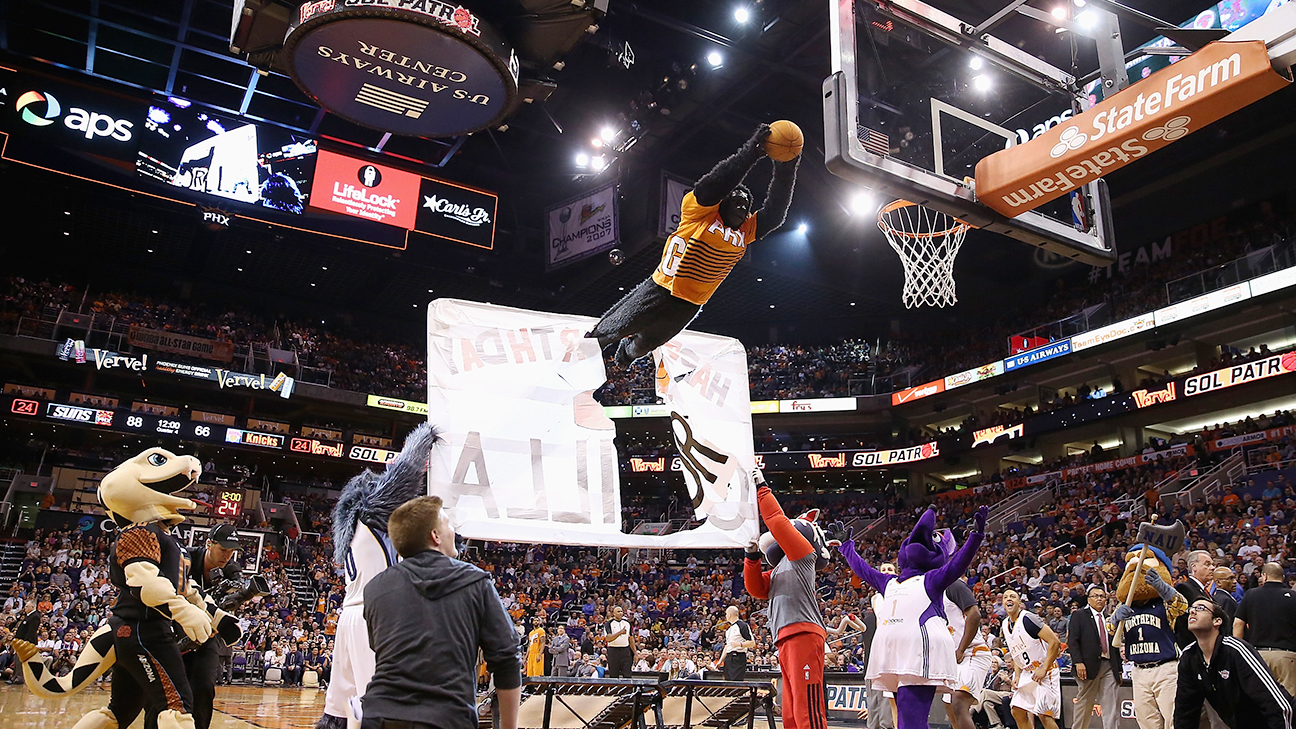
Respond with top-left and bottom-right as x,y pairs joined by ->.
187,525 -> 242,729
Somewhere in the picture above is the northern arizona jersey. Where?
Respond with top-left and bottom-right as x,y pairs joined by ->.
1004,611 -> 1051,674
1120,600 -> 1178,663
342,523 -> 398,610
652,191 -> 758,305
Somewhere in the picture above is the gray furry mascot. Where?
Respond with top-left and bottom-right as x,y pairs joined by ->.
318,423 -> 439,729
586,123 -> 799,365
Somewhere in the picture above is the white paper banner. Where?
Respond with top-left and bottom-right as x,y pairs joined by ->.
658,173 -> 691,239
545,182 -> 619,270
426,299 -> 757,548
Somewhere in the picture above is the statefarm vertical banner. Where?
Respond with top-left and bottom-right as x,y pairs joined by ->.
426,299 -> 757,547
545,181 -> 619,270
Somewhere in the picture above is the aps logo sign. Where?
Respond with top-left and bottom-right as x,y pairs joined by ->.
15,89 -> 134,141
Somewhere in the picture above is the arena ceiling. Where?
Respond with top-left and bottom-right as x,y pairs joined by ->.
2,0 -> 1295,343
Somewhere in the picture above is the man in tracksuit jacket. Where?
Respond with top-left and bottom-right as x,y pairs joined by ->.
1175,598 -> 1294,729
361,496 -> 521,729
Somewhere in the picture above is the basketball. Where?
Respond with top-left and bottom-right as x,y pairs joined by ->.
765,120 -> 803,161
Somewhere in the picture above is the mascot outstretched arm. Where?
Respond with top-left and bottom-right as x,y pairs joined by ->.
835,506 -> 988,729
319,423 -> 439,729
743,470 -> 832,729
15,448 -> 212,729
586,123 -> 800,366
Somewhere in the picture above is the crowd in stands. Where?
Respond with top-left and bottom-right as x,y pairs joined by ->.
3,405 -> 1293,688
2,198 -> 1291,406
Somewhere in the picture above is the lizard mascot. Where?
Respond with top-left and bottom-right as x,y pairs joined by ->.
743,470 -> 834,729
835,506 -> 989,729
318,423 -> 439,729
13,447 -> 241,729
586,123 -> 798,365
1109,521 -> 1188,729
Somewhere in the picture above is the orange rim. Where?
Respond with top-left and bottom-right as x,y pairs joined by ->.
877,199 -> 973,239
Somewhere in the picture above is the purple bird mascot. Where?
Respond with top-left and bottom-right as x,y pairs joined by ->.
833,506 -> 988,729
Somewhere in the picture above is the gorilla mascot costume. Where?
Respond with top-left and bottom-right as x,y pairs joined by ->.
587,123 -> 798,365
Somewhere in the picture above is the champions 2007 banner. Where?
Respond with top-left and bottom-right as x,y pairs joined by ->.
545,182 -> 619,271
425,299 -> 757,548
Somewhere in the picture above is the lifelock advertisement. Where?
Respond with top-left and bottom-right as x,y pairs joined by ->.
309,149 -> 420,228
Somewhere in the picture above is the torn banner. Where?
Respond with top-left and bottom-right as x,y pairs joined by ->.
425,299 -> 757,548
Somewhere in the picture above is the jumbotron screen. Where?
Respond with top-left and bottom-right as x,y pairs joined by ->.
135,96 -> 318,214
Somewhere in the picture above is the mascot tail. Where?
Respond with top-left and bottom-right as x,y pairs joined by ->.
14,623 -> 117,698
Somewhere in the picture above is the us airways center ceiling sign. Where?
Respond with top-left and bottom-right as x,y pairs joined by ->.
283,0 -> 520,137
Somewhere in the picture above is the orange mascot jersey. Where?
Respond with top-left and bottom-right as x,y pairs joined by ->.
651,191 -> 758,305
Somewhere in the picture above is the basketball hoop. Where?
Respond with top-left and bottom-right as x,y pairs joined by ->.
877,200 -> 970,308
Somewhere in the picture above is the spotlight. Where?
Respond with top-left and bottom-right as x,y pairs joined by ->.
734,6 -> 750,23
591,137 -> 603,148
590,155 -> 606,172
1051,6 -> 1067,19
973,75 -> 992,91
706,51 -> 723,68
1072,0 -> 1085,5
1077,10 -> 1097,27
968,56 -> 983,70
600,126 -> 616,141
850,193 -> 874,214
796,222 -> 808,234
575,152 -> 589,167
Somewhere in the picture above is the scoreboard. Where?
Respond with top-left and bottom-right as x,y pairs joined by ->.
215,490 -> 244,517
6,396 -> 396,465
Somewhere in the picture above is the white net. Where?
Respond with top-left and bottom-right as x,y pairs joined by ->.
877,201 -> 969,308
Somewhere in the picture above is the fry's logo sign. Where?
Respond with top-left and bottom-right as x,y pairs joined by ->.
972,423 -> 1024,448
976,41 -> 1289,217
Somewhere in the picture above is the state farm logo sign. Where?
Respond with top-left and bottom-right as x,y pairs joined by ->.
283,0 -> 520,137
976,41 -> 1288,218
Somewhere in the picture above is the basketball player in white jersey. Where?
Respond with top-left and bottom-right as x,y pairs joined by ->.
318,425 -> 438,729
1001,589 -> 1062,729
938,531 -> 990,729
869,563 -> 898,729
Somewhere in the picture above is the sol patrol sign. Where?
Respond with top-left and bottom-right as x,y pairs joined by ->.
283,0 -> 520,137
976,41 -> 1288,217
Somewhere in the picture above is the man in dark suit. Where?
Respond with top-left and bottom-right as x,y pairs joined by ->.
283,642 -> 304,687
1176,550 -> 1236,647
1068,586 -> 1121,729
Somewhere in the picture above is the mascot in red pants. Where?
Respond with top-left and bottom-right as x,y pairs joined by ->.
743,470 -> 833,729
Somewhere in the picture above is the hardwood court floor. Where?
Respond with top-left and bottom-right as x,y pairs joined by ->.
2,684 -> 822,729
0,683 -> 328,729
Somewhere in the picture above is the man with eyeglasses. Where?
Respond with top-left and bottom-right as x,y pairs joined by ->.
1175,599 -> 1293,729
1069,586 -> 1121,729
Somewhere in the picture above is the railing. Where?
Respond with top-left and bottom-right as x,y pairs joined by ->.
1166,238 -> 1296,305
1007,302 -> 1110,354
989,481 -> 1056,533
1161,452 -> 1246,509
